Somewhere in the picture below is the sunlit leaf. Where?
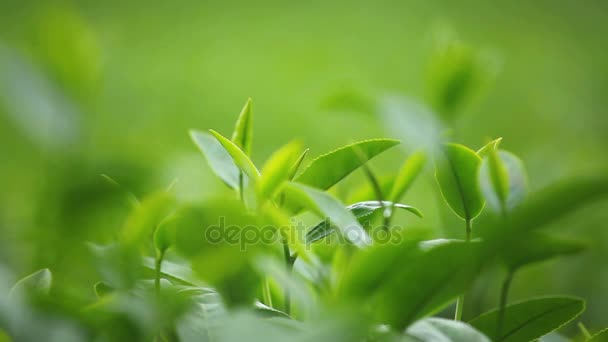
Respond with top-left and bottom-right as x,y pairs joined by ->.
231,98 -> 253,156
435,143 -> 485,221
190,130 -> 240,189
406,317 -> 491,342
283,183 -> 372,247
287,148 -> 310,181
294,139 -> 399,190
257,140 -> 303,204
209,129 -> 260,181
469,296 -> 585,342
388,151 -> 427,202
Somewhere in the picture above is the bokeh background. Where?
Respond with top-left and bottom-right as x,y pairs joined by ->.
1,0 -> 607,331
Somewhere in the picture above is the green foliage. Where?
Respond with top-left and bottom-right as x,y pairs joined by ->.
405,318 -> 491,342
388,150 -> 427,202
9,269 -> 52,298
209,129 -> 260,181
469,297 -> 585,342
190,130 -> 241,189
435,143 -> 485,222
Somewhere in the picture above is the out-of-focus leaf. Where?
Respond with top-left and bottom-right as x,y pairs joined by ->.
469,296 -> 585,342
476,137 -> 502,157
154,215 -> 177,253
94,281 -> 114,298
293,139 -> 399,190
231,98 -> 253,156
341,239 -> 481,329
120,192 -> 174,245
142,257 -> 204,287
0,329 -> 11,342
257,140 -> 303,204
306,201 -> 422,244
283,183 -> 371,247
538,332 -> 572,342
9,269 -> 52,298
209,129 -> 260,181
479,150 -> 528,213
190,130 -> 241,189
254,301 -> 290,319
435,143 -> 485,221
500,233 -> 585,272
171,199 -> 272,306
405,317 -> 490,342
388,151 -> 427,202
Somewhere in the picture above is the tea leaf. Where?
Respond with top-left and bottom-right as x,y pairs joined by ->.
283,183 -> 372,247
294,139 -> 399,190
477,137 -> 502,157
93,281 -> 114,298
388,151 -> 427,202
479,150 -> 527,213
287,148 -> 310,180
306,201 -> 423,244
154,215 -> 177,253
588,328 -> 608,341
121,192 -> 174,245
406,317 -> 490,342
231,98 -> 253,156
209,129 -> 260,181
469,296 -> 585,342
9,269 -> 52,297
257,140 -> 303,203
500,232 -> 585,272
190,130 -> 241,189
435,143 -> 485,221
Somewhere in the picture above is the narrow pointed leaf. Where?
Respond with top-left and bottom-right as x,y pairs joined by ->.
406,318 -> 490,342
283,183 -> 372,247
469,297 -> 585,342
190,130 -> 240,189
209,129 -> 260,181
294,138 -> 399,190
435,143 -> 485,221
588,329 -> 608,341
388,150 -> 427,202
479,150 -> 527,213
231,98 -> 253,155
257,140 -> 302,203
287,148 -> 309,180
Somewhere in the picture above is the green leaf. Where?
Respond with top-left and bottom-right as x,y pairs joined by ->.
9,269 -> 52,297
287,148 -> 309,180
209,129 -> 260,181
435,143 -> 485,221
388,150 -> 427,202
231,98 -> 253,156
254,301 -> 290,319
306,201 -> 423,244
257,140 -> 303,204
588,328 -> 608,341
500,232 -> 585,272
190,130 -> 241,189
154,215 -> 177,253
406,318 -> 491,342
479,150 -> 528,213
283,183 -> 372,247
477,137 -> 502,157
341,239 -> 481,329
120,192 -> 174,245
142,257 -> 205,287
469,296 -> 585,342
294,139 -> 399,190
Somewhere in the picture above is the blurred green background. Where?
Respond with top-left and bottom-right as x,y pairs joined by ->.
1,0 -> 607,330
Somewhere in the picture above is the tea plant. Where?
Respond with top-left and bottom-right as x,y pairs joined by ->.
2,96 -> 608,342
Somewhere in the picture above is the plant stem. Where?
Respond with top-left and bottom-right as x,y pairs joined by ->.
238,172 -> 245,203
263,278 -> 273,307
497,270 -> 514,339
155,249 -> 165,296
282,240 -> 292,315
455,219 -> 473,320
578,322 -> 592,339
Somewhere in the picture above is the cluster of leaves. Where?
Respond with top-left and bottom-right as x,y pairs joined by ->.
2,96 -> 607,342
